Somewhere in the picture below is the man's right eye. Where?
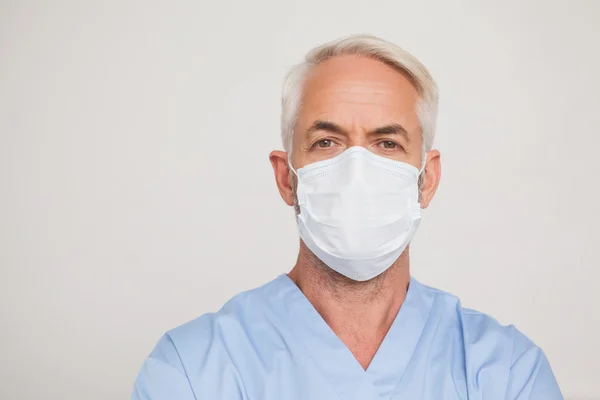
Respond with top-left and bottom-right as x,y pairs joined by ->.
316,139 -> 333,148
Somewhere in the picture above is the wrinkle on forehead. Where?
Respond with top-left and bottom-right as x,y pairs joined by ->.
304,55 -> 418,95
298,55 -> 421,133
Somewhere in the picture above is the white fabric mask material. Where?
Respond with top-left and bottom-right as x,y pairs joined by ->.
290,146 -> 422,281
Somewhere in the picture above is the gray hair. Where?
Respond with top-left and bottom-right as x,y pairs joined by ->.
281,34 -> 439,158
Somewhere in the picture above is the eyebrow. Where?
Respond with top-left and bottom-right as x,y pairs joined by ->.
306,120 -> 410,143
371,123 -> 410,143
306,120 -> 347,136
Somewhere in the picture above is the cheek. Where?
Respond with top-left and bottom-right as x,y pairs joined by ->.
289,172 -> 298,197
289,172 -> 297,192
290,175 -> 301,215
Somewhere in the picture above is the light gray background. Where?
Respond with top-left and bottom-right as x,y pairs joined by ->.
1,1 -> 599,399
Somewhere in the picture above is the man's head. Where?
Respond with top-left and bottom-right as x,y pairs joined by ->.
271,34 -> 441,210
270,35 -> 442,282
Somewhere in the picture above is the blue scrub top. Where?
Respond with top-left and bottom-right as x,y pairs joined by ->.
132,275 -> 562,399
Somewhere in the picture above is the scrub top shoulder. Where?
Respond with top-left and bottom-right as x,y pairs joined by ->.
132,275 -> 562,400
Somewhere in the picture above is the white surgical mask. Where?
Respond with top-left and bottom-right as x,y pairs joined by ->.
289,146 -> 423,281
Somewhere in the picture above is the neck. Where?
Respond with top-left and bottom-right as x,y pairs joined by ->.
288,241 -> 411,370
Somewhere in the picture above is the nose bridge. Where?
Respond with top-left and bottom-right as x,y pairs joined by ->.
346,150 -> 368,188
347,125 -> 368,149
345,124 -> 369,186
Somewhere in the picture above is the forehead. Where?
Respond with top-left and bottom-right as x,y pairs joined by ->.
298,55 -> 421,132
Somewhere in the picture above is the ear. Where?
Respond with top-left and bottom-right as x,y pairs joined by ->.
419,150 -> 441,208
269,150 -> 295,207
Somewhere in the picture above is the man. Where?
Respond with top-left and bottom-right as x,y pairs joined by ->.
132,35 -> 562,399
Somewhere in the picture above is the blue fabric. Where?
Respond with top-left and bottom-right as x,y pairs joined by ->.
132,275 -> 562,399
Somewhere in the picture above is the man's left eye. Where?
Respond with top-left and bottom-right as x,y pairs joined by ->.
380,141 -> 398,149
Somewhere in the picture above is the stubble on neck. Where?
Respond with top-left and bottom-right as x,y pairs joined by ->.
288,240 -> 410,314
287,241 -> 411,370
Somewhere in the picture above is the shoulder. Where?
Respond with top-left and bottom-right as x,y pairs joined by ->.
150,277 -> 277,370
416,280 -> 534,355
415,280 -> 562,398
132,279 -> 278,399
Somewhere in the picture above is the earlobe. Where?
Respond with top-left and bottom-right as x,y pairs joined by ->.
269,150 -> 295,207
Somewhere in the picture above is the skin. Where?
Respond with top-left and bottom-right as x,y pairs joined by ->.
269,55 -> 441,370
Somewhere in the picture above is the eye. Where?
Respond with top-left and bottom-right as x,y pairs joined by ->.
379,140 -> 398,149
315,139 -> 334,148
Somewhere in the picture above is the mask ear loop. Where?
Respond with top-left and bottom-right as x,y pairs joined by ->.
417,153 -> 427,207
418,154 -> 427,176
288,153 -> 298,177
